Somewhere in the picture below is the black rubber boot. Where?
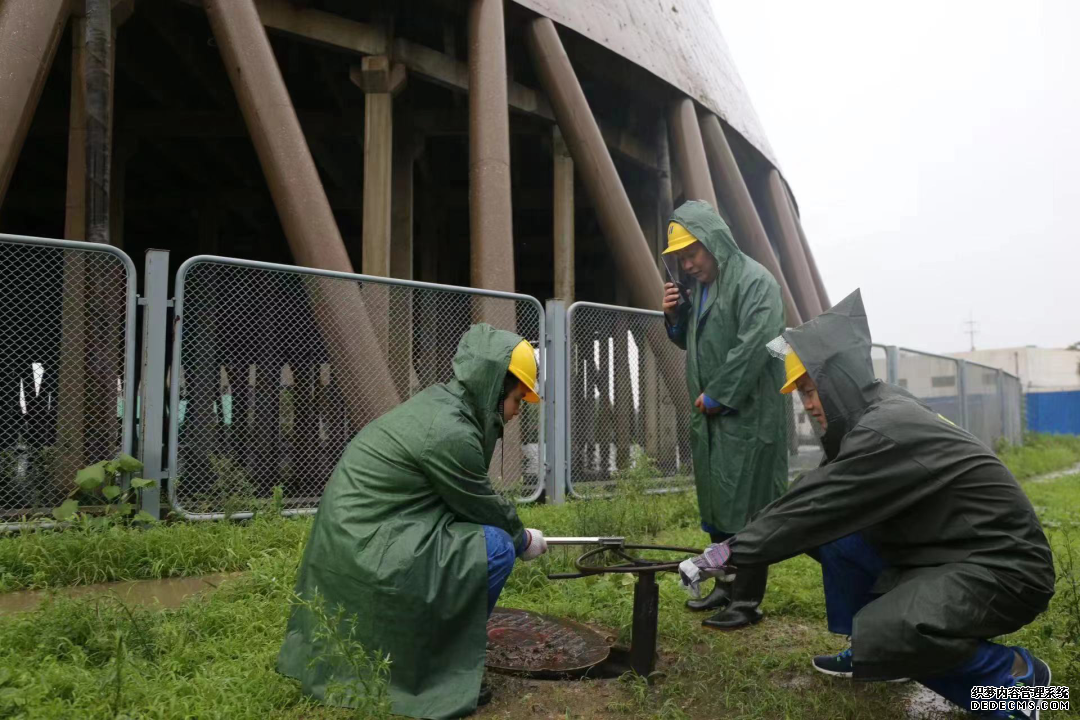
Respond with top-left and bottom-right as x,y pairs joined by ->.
477,678 -> 493,707
685,579 -> 732,611
702,565 -> 768,630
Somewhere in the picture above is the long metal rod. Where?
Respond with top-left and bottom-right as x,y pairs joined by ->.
0,0 -> 69,208
699,114 -> 806,324
668,98 -> 718,211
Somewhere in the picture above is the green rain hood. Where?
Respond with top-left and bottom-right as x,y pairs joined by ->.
278,324 -> 526,718
731,290 -> 1055,680
666,200 -> 788,533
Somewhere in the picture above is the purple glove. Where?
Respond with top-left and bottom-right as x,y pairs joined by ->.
678,540 -> 735,598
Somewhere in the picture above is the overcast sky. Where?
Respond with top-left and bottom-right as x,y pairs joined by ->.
710,0 -> 1079,354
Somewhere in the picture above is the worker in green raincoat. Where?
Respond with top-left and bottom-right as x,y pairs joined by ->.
682,290 -> 1055,719
662,199 -> 788,630
277,324 -> 549,719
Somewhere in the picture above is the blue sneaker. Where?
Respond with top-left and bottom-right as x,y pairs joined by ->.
812,646 -> 909,682
998,647 -> 1052,720
812,646 -> 853,677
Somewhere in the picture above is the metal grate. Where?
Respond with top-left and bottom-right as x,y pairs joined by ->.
565,303 -> 693,496
0,235 -> 135,523
168,258 -> 543,519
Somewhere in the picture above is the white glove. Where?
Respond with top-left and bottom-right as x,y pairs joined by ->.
520,529 -> 548,561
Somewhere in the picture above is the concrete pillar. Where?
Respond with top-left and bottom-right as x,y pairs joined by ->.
0,0 -> 69,209
553,126 -> 574,301
204,0 -> 400,425
783,185 -> 831,310
468,0 -> 515,295
525,17 -> 685,414
668,98 -> 718,211
699,113 -> 806,324
655,115 -> 674,270
760,168 -> 822,320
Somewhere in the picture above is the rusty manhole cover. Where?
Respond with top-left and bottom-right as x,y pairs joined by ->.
486,608 -> 611,677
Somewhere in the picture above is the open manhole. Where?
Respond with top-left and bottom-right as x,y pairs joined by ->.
485,607 -> 611,678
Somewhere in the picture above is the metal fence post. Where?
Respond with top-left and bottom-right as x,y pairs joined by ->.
956,359 -> 969,431
137,250 -> 169,519
996,369 -> 1007,447
544,299 -> 567,504
886,345 -> 900,385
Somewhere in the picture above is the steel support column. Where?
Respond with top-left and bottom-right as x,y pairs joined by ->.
699,114 -> 805,324
204,0 -> 400,422
0,0 -> 69,208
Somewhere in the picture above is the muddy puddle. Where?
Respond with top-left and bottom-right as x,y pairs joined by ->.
0,572 -> 242,615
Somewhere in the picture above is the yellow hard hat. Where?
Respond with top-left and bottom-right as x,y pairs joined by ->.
508,339 -> 540,403
662,222 -> 698,255
780,350 -> 807,395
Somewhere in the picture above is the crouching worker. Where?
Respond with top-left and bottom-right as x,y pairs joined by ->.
278,324 -> 549,719
680,291 -> 1055,719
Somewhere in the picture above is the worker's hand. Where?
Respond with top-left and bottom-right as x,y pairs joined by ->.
679,540 -> 735,597
695,394 -> 724,415
520,529 -> 548,561
662,283 -> 682,321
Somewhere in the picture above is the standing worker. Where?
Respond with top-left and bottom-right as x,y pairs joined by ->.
680,291 -> 1055,719
662,199 -> 789,630
278,324 -> 549,718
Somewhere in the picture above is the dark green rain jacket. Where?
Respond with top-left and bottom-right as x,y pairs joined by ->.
277,324 -> 526,719
730,290 -> 1055,680
666,200 -> 788,533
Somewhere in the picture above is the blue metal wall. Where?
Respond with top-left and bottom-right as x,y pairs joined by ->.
1026,390 -> 1080,435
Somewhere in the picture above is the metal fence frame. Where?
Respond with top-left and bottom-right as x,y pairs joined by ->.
167,255 -> 546,520
562,301 -> 694,498
0,234 -> 138,530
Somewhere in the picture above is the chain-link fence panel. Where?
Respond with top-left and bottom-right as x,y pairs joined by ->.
897,348 -> 963,426
168,258 -> 543,519
0,235 -> 136,525
565,303 -> 692,497
962,362 -> 1005,449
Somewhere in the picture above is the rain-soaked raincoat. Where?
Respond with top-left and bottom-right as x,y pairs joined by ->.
730,290 -> 1055,680
277,324 -> 526,719
666,201 -> 788,533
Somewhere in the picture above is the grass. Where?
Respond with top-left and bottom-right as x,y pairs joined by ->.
0,436 -> 1077,718
998,432 -> 1080,481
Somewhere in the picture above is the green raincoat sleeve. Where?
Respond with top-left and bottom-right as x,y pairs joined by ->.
702,274 -> 783,411
423,422 -> 525,546
730,423 -> 934,567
